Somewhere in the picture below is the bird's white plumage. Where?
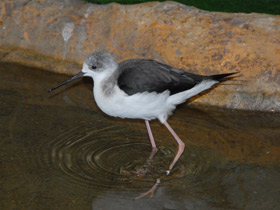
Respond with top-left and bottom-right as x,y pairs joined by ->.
167,79 -> 218,105
83,64 -> 218,123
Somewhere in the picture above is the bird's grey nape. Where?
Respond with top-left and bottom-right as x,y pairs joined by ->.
85,52 -> 116,72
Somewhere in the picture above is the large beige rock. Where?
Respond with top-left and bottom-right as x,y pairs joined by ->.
0,0 -> 280,111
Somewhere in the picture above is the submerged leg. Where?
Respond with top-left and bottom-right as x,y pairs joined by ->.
140,121 -> 158,171
163,121 -> 185,175
131,121 -> 158,177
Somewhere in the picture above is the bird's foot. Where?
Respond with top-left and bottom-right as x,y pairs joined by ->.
135,178 -> 160,200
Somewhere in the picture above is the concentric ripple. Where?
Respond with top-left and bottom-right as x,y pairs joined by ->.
40,108 -> 251,197
43,119 -> 190,196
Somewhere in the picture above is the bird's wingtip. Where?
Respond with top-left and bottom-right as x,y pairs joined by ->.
210,71 -> 239,81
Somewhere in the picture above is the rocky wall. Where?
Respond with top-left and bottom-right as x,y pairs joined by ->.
0,0 -> 280,111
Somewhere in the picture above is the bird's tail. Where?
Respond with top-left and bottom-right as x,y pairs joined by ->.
208,72 -> 238,81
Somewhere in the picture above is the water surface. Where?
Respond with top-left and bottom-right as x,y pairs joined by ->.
1,63 -> 279,210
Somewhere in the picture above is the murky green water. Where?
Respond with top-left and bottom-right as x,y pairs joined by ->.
1,63 -> 280,210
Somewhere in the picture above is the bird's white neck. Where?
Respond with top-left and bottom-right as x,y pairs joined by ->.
92,66 -> 119,97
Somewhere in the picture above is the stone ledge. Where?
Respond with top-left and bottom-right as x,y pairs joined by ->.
0,0 -> 280,111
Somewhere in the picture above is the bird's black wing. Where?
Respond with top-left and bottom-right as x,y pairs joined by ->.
117,59 -> 204,96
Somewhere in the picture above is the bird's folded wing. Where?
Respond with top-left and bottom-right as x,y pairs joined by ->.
117,59 -> 200,95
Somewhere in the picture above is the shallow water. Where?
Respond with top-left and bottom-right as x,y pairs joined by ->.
1,63 -> 280,210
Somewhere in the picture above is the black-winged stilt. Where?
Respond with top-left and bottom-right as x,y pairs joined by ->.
48,52 -> 237,175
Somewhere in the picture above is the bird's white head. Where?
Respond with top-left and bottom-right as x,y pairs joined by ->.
48,52 -> 117,93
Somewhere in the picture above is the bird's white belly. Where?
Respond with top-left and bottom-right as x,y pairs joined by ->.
93,86 -> 173,122
93,79 -> 218,123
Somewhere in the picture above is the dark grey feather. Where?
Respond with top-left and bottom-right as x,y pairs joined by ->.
117,59 -> 234,96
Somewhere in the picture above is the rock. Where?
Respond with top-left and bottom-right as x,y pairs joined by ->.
0,0 -> 280,111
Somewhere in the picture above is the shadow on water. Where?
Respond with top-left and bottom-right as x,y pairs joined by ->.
1,63 -> 280,210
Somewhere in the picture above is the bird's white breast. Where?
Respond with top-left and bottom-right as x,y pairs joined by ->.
93,82 -> 173,122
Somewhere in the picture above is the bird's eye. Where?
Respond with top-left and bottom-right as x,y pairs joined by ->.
91,65 -> 97,69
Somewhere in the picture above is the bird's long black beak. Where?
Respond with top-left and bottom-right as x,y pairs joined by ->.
48,71 -> 85,93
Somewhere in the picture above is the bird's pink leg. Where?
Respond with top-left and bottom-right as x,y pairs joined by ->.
133,121 -> 160,199
145,120 -> 157,151
144,120 -> 158,165
131,121 -> 158,177
163,121 -> 185,175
